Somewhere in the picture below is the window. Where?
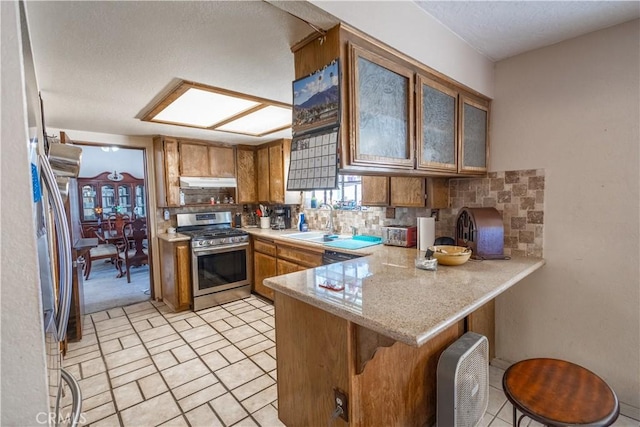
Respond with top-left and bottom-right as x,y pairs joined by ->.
303,175 -> 363,210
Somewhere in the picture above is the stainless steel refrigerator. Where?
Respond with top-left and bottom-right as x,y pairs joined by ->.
32,137 -> 83,427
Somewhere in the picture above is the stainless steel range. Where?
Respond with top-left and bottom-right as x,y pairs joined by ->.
177,212 -> 250,311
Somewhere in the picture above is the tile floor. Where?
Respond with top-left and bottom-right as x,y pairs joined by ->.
62,295 -> 639,427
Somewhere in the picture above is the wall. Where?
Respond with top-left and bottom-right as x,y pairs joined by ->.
491,20 -> 640,412
1,1 -> 50,423
311,0 -> 495,97
77,145 -> 144,179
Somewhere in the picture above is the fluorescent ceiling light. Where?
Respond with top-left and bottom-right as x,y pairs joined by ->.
217,105 -> 292,136
153,88 -> 259,127
142,80 -> 292,137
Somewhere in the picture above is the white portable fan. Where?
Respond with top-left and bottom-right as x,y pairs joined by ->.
437,332 -> 489,427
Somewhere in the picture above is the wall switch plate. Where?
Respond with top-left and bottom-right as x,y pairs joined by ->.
386,207 -> 396,219
163,209 -> 170,221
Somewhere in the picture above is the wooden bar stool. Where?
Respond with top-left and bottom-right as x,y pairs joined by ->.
503,358 -> 619,427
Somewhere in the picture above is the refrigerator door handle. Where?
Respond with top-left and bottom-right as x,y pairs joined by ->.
39,154 -> 73,342
57,368 -> 82,427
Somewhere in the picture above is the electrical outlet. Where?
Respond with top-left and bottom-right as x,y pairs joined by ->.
334,388 -> 348,421
385,207 -> 396,219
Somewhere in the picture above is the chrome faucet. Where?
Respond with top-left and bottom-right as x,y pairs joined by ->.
319,203 -> 334,234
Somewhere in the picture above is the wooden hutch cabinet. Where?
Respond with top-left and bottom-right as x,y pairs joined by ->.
77,171 -> 146,235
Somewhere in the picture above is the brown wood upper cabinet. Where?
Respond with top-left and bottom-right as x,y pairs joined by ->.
236,146 -> 257,204
153,136 -> 181,207
179,141 -> 235,177
350,44 -> 415,170
154,136 -> 237,207
362,176 -> 449,209
256,139 -> 299,204
417,75 -> 458,173
292,24 -> 490,177
417,76 -> 489,174
459,94 -> 489,174
361,176 -> 389,206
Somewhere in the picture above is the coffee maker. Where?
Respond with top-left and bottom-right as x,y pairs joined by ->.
272,206 -> 292,229
283,206 -> 292,229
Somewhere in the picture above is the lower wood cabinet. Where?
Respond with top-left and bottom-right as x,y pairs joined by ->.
276,242 -> 323,269
254,247 -> 277,301
277,258 -> 302,275
252,237 -> 324,300
159,239 -> 191,312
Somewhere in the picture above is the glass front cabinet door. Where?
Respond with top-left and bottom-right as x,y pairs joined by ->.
350,44 -> 414,169
459,95 -> 489,174
134,184 -> 146,218
101,184 -> 116,216
118,184 -> 132,217
81,184 -> 97,221
417,75 -> 458,172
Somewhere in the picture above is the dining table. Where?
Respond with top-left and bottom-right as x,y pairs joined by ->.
94,227 -> 148,278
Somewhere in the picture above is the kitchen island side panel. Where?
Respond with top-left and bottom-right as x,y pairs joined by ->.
275,292 -> 465,426
275,292 -> 350,427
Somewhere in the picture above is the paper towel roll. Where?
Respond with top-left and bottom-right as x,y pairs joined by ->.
417,217 -> 435,251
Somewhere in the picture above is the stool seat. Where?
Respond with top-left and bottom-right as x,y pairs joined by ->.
503,358 -> 619,427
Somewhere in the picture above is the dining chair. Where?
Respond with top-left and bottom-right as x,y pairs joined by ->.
118,218 -> 148,283
82,226 -> 119,280
107,213 -> 129,235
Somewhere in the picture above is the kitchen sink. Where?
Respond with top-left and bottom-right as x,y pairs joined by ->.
285,232 -> 344,243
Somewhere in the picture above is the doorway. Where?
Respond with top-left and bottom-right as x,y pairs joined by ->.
74,144 -> 151,313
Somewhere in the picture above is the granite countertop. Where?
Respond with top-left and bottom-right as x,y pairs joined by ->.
243,227 -> 374,255
157,232 -> 191,242
260,229 -> 545,347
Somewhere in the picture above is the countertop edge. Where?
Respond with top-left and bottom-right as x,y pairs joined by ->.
265,257 -> 546,348
414,258 -> 546,346
157,232 -> 191,242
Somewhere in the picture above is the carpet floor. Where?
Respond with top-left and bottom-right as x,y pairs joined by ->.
83,259 -> 150,314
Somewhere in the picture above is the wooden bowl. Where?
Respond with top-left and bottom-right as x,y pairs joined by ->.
429,245 -> 472,266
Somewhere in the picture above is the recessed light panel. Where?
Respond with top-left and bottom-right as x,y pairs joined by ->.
142,80 -> 292,137
152,88 -> 259,128
217,105 -> 292,136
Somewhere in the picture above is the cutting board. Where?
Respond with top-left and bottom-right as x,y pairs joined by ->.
324,235 -> 382,250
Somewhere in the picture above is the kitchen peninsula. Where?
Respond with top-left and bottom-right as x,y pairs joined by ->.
262,235 -> 544,426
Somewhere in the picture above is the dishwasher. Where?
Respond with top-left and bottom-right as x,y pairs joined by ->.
322,250 -> 362,264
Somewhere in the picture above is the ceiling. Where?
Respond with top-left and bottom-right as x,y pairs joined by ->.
24,1 -> 639,146
415,1 -> 640,61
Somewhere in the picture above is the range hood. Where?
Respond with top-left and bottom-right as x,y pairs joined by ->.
179,177 -> 237,188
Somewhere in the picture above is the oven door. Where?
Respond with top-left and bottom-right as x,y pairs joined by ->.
191,242 -> 250,297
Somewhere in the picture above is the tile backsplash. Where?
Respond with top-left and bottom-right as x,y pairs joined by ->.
302,168 -> 545,257
156,169 -> 544,258
436,169 -> 545,257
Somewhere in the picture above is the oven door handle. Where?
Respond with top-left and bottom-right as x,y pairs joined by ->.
192,242 -> 249,256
